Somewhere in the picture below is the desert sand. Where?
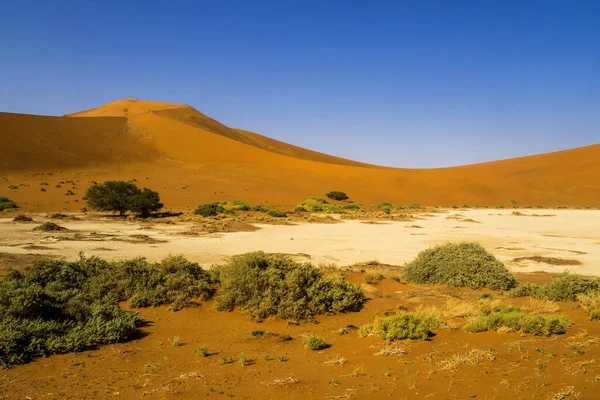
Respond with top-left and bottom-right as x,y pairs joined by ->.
2,209 -> 598,276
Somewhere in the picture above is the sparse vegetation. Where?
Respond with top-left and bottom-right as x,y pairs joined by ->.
193,202 -> 225,217
213,252 -> 365,320
463,305 -> 571,336
505,273 -> 600,302
365,273 -> 384,285
402,242 -> 517,290
294,206 -> 307,212
0,196 -> 17,211
13,214 -> 33,222
267,210 -> 287,218
359,310 -> 439,341
303,334 -> 327,350
199,344 -> 209,356
341,203 -> 361,210
326,191 -> 349,201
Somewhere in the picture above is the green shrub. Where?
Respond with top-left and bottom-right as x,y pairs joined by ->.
251,205 -> 269,212
306,204 -> 324,212
267,210 -> 287,218
504,273 -> 600,302
359,311 -> 438,341
193,202 -> 225,217
294,206 -> 307,212
128,188 -> 163,217
463,306 -> 570,336
0,255 -> 215,367
326,191 -> 349,201
403,242 -> 517,290
229,200 -> 252,211
214,252 -> 365,320
303,335 -> 327,350
0,196 -> 17,211
365,273 -> 384,285
341,203 -> 361,210
308,197 -> 329,204
374,202 -> 393,208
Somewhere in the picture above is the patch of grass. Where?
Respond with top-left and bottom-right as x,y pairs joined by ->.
359,309 -> 439,341
373,202 -> 393,208
463,305 -> 571,336
294,206 -> 307,212
214,252 -> 365,320
505,272 -> 600,302
341,203 -> 361,210
229,200 -> 251,211
193,202 -> 225,217
199,344 -> 209,356
251,330 -> 264,337
172,336 -> 182,347
365,273 -> 384,285
239,353 -> 248,366
303,334 -> 327,350
403,242 -> 517,290
308,197 -> 329,204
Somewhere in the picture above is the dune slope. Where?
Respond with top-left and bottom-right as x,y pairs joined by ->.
1,98 -> 599,210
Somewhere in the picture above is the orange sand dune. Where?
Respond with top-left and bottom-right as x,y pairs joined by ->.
1,98 -> 599,211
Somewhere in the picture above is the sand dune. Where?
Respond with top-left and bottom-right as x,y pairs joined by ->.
1,98 -> 599,210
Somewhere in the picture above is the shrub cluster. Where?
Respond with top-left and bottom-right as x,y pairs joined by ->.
359,310 -> 439,341
463,305 -> 571,336
193,202 -> 225,217
193,201 -> 287,217
402,242 -> 518,290
303,335 -> 327,350
0,255 -> 214,367
504,272 -> 600,302
213,252 -> 365,320
326,191 -> 349,201
85,181 -> 163,217
0,196 -> 17,211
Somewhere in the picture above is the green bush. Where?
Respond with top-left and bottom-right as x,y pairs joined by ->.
402,242 -> 517,290
0,255 -> 215,367
303,335 -> 327,350
463,305 -> 570,336
341,203 -> 361,210
359,311 -> 438,341
306,204 -> 324,212
84,181 -> 162,217
374,202 -> 393,208
0,196 -> 17,211
267,210 -> 287,218
294,206 -> 307,212
193,202 -> 225,217
308,197 -> 329,204
326,191 -> 349,201
229,200 -> 252,211
213,252 -> 365,320
504,273 -> 600,302
251,205 -> 269,212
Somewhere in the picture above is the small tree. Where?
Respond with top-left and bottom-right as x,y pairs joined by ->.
85,181 -> 162,217
326,191 -> 349,201
128,188 -> 163,217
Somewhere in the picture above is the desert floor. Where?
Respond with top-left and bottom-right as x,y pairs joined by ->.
1,208 -> 600,400
1,208 -> 599,276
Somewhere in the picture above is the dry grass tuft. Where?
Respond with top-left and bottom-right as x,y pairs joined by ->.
271,375 -> 299,385
548,386 -> 580,399
437,349 -> 496,372
371,344 -> 407,357
324,354 -> 347,365
522,298 -> 560,314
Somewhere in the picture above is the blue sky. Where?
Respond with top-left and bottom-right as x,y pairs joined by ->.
1,0 -> 598,168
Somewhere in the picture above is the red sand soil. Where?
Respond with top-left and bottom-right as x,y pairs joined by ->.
2,272 -> 599,399
1,98 -> 600,212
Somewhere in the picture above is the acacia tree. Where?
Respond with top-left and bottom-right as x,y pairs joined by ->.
85,181 -> 162,217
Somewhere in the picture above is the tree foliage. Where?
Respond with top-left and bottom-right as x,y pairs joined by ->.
84,181 -> 162,217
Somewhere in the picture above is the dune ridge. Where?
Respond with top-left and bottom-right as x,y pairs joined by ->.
1,98 -> 599,210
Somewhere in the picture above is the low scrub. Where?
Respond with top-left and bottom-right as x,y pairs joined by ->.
267,210 -> 287,218
341,203 -> 361,210
463,305 -> 570,336
326,191 -> 349,201
0,196 -> 18,211
359,309 -> 439,341
403,242 -> 517,290
0,255 -> 214,367
303,334 -> 327,350
193,202 -> 225,217
213,252 -> 365,320
504,272 -> 600,302
575,292 -> 600,320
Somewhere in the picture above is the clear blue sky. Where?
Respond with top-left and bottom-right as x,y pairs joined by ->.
1,1 -> 598,168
